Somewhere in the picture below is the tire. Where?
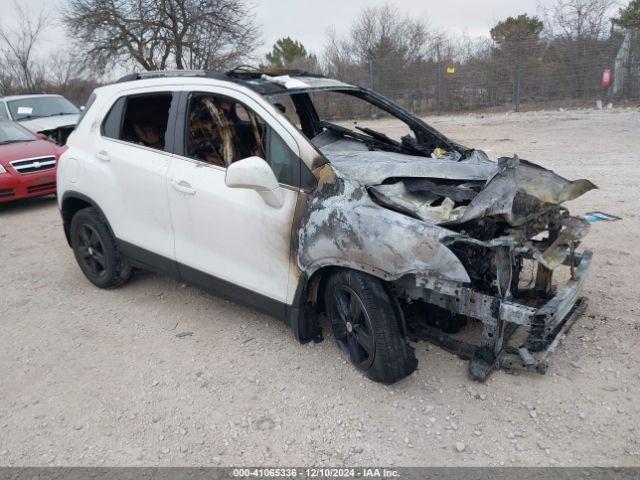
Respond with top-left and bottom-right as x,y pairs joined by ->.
70,207 -> 131,289
324,269 -> 417,384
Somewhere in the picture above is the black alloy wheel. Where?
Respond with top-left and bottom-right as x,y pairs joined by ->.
330,284 -> 376,370
76,223 -> 107,278
324,269 -> 417,384
70,207 -> 131,289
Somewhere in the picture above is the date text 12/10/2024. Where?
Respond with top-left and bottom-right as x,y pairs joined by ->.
232,468 -> 401,478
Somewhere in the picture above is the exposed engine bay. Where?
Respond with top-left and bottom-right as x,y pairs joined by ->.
306,128 -> 595,380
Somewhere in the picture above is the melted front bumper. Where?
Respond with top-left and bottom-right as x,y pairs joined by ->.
407,250 -> 592,379
498,250 -> 592,375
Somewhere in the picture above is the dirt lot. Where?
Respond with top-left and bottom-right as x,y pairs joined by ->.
1,108 -> 639,467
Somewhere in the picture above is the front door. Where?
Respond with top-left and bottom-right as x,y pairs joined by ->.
167,89 -> 302,311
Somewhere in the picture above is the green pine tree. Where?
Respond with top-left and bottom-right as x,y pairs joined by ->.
264,37 -> 309,68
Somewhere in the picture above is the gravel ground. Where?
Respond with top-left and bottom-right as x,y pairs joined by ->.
1,108 -> 639,467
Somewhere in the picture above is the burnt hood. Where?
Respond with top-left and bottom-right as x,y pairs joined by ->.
323,149 -> 496,185
323,148 -> 596,227
451,156 -> 597,226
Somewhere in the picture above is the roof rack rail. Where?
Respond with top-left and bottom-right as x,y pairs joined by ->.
116,70 -> 220,83
115,65 -> 325,84
227,65 -> 325,79
226,65 -> 263,78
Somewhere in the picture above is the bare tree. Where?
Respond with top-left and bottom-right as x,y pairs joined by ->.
47,51 -> 85,91
544,0 -> 615,39
323,28 -> 356,78
349,4 -> 432,64
322,2 -> 438,103
542,0 -> 617,96
0,1 -> 48,93
64,0 -> 261,72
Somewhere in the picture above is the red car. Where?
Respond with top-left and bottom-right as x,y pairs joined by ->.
0,119 -> 63,203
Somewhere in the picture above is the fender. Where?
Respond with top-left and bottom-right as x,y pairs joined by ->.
296,164 -> 471,285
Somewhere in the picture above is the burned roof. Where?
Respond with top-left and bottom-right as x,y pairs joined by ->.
239,75 -> 355,95
115,66 -> 357,96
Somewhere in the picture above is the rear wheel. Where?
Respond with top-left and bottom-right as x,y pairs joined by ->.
70,207 -> 131,289
324,269 -> 417,384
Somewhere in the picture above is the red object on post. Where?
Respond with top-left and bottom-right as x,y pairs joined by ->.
601,68 -> 612,89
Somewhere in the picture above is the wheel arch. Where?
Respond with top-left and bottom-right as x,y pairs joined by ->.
290,264 -> 408,343
60,191 -> 113,247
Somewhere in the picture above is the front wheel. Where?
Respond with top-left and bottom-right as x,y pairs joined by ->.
324,269 -> 417,384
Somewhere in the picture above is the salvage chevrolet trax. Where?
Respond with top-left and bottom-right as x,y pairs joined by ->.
57,68 -> 595,384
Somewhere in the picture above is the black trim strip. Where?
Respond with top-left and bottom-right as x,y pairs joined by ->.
117,240 -> 288,322
117,240 -> 180,279
179,263 -> 287,320
172,91 -> 188,158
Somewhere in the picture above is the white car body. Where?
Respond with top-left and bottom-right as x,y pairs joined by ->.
58,76 -> 311,307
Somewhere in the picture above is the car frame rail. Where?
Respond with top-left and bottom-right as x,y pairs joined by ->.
407,250 -> 592,381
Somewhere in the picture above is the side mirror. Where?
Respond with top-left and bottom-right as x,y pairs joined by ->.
225,156 -> 284,208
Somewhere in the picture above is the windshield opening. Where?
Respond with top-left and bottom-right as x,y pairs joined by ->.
268,88 -> 457,159
310,90 -> 414,141
0,121 -> 36,144
8,96 -> 80,121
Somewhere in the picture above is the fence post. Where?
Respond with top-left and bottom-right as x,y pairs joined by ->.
514,47 -> 522,112
367,58 -> 375,118
436,43 -> 443,115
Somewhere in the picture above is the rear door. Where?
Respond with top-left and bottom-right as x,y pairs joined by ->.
166,87 -> 306,311
88,90 -> 178,270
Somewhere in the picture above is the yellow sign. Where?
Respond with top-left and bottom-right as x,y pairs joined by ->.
446,66 -> 455,74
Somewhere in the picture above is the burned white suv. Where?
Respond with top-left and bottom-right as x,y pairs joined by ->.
57,68 -> 595,383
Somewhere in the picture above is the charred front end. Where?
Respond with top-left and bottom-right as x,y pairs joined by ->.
301,146 -> 596,380
380,155 -> 595,380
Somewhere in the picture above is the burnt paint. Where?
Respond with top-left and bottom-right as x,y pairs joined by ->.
295,163 -> 471,284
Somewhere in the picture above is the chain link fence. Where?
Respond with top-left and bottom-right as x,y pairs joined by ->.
322,30 -> 640,119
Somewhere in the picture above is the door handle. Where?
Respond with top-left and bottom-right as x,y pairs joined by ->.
96,150 -> 110,162
171,180 -> 196,195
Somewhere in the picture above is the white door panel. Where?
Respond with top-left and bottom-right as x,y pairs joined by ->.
91,138 -> 173,258
168,158 -> 297,303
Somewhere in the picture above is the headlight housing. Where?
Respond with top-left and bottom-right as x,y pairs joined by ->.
0,164 -> 7,174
